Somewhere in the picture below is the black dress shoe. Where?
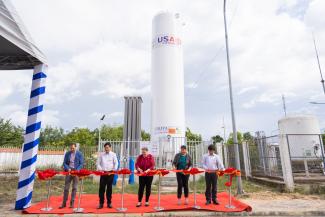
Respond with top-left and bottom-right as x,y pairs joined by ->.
107,203 -> 112,208
59,204 -> 66,209
69,204 -> 74,208
205,200 -> 211,205
212,200 -> 220,205
97,204 -> 103,209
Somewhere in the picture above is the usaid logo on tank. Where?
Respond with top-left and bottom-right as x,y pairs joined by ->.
152,35 -> 181,48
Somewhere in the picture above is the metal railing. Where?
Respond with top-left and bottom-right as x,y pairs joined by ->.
249,135 -> 283,179
286,134 -> 325,177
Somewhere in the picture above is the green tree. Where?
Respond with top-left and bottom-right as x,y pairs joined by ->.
0,118 -> 24,147
211,135 -> 224,144
99,125 -> 124,140
243,132 -> 254,141
141,130 -> 150,141
64,128 -> 96,146
40,125 -> 65,146
226,131 -> 243,145
186,127 -> 202,141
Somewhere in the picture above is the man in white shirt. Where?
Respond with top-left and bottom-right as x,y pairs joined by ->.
97,142 -> 118,209
202,144 -> 225,205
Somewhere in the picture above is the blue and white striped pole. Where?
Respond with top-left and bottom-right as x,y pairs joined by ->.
15,64 -> 47,210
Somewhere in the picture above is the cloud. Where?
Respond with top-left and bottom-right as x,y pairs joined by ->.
4,0 -> 325,139
237,86 -> 258,95
42,109 -> 60,126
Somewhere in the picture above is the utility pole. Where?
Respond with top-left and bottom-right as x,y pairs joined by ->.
313,33 -> 325,95
223,0 -> 243,194
282,94 -> 287,117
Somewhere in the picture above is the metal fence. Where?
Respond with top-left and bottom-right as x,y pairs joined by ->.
99,138 -> 212,169
225,143 -> 245,174
286,134 -> 325,177
249,134 -> 283,179
243,133 -> 325,182
0,138 -> 215,173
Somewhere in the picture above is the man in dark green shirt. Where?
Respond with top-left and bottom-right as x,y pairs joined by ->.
172,145 -> 192,205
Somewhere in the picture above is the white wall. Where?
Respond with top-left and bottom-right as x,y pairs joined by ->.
0,152 -> 65,171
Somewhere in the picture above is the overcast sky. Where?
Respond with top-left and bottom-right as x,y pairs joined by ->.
1,0 -> 325,139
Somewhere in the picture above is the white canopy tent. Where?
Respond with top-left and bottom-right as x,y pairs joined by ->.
0,0 -> 46,69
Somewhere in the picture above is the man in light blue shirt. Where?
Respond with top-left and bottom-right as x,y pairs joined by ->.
202,144 -> 224,205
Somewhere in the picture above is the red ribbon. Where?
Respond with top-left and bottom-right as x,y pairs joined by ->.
92,171 -> 115,176
40,167 -> 240,187
116,168 -> 132,175
70,169 -> 92,178
135,169 -> 169,176
36,169 -> 58,180
156,168 -> 169,176
183,168 -> 204,175
171,168 -> 204,175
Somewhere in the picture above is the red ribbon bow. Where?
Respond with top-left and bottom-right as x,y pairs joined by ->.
156,168 -> 169,176
182,168 -> 204,175
36,169 -> 58,180
218,168 -> 241,187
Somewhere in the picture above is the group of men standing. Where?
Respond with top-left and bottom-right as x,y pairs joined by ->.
59,142 -> 224,208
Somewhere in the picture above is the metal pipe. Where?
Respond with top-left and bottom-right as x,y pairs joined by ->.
154,174 -> 164,211
41,179 -> 52,211
117,174 -> 127,212
192,174 -> 200,209
225,175 -> 235,209
46,179 -> 51,209
74,178 -> 84,213
223,0 -> 243,194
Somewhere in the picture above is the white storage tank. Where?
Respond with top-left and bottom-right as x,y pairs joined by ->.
150,11 -> 185,145
278,115 -> 323,159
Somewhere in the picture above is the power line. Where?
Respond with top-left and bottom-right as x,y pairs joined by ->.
186,0 -> 239,97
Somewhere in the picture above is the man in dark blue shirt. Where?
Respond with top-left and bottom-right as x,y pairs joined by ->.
59,143 -> 84,209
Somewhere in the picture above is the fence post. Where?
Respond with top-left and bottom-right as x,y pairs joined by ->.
242,141 -> 251,178
223,144 -> 229,168
279,134 -> 294,191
